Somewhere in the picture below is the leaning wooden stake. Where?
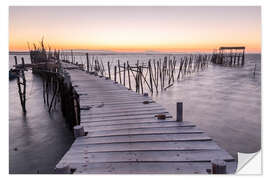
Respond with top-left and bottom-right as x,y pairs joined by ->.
127,61 -> 131,90
15,56 -> 27,113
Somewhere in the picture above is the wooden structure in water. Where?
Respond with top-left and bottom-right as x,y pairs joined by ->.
211,46 -> 245,66
55,62 -> 236,174
12,42 -> 236,173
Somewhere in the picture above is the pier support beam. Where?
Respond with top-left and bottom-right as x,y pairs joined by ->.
176,102 -> 183,122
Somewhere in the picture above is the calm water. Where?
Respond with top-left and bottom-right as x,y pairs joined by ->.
9,53 -> 260,173
9,55 -> 74,174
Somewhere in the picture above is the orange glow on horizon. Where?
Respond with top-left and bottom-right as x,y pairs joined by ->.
9,6 -> 261,53
9,41 -> 261,53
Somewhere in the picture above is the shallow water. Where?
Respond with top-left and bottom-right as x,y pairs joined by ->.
9,53 -> 260,173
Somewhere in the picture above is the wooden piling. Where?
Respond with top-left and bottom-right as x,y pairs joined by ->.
118,60 -> 122,84
86,53 -> 89,72
114,65 -> 117,82
123,62 -> 126,86
107,61 -> 111,79
176,102 -> 183,122
73,125 -> 85,138
127,61 -> 131,90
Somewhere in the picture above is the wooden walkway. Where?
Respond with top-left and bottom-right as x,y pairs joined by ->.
56,63 -> 236,174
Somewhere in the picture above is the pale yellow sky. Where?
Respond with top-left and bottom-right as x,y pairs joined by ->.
9,6 -> 261,53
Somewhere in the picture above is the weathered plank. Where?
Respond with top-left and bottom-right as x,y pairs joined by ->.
67,140 -> 221,153
60,149 -> 234,164
65,161 -> 236,174
83,121 -> 195,132
73,133 -> 211,145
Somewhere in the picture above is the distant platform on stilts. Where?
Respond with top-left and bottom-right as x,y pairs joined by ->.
211,46 -> 245,66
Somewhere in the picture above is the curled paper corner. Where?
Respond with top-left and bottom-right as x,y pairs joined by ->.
236,150 -> 261,174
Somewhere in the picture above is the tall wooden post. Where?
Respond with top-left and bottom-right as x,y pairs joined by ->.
86,53 -> 89,72
114,65 -> 117,82
148,61 -> 153,93
127,61 -> 131,90
71,50 -> 74,64
242,49 -> 245,65
176,102 -> 183,122
123,62 -> 126,86
107,61 -> 111,79
118,60 -> 122,84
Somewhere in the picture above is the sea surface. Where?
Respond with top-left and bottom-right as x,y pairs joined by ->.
9,53 -> 261,173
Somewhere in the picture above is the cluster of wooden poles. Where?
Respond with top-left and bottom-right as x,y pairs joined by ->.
13,53 -> 80,128
82,54 -> 210,94
36,60 -> 80,128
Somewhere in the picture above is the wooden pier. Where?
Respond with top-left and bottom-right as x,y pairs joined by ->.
55,62 -> 236,174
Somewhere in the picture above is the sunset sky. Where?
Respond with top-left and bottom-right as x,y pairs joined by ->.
9,6 -> 261,53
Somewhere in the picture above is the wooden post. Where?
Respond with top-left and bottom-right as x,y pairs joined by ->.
14,56 -> 18,65
114,65 -> 117,82
148,61 -> 153,93
15,57 -> 26,113
176,102 -> 183,122
107,61 -> 111,79
211,159 -> 227,174
55,164 -> 71,174
71,50 -> 74,64
118,60 -> 122,84
73,125 -> 85,138
140,66 -> 144,94
242,49 -> 245,65
86,53 -> 89,72
123,62 -> 126,86
127,61 -> 131,90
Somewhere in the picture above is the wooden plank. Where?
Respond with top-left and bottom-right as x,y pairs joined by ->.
80,117 -> 174,126
80,110 -> 168,119
73,133 -> 211,145
81,107 -> 166,116
80,101 -> 158,109
60,149 -> 233,164
83,121 -> 195,132
61,161 -> 236,174
80,113 -> 171,123
83,126 -> 204,138
81,120 -> 192,128
67,140 -> 221,154
84,103 -> 164,112
80,100 -> 155,107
